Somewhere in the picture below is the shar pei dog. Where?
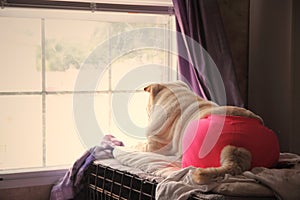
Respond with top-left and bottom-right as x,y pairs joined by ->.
138,81 -> 280,184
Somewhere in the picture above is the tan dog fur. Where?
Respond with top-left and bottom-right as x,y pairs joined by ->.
138,81 -> 262,184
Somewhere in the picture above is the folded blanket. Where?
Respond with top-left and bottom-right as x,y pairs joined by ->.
243,153 -> 300,200
155,166 -> 224,200
156,153 -> 300,200
113,146 -> 181,177
113,145 -> 300,200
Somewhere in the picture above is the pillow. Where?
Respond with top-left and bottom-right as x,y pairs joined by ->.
182,115 -> 280,169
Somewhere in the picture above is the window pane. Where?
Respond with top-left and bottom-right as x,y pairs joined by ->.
111,49 -> 168,90
94,94 -> 110,135
46,93 -> 111,166
0,17 -> 41,92
0,8 -> 176,172
128,92 -> 149,128
45,20 -> 110,92
0,96 -> 42,170
46,94 -> 86,166
109,92 -> 148,147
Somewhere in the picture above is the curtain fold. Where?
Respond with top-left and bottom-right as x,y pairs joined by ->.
173,0 -> 244,107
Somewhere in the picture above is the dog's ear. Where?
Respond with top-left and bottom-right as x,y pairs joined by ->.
144,84 -> 163,96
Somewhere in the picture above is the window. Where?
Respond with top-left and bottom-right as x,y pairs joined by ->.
0,7 -> 176,172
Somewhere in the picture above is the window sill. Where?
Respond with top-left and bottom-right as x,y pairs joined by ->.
0,167 -> 68,189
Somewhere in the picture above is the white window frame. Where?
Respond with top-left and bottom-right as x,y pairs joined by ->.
0,168 -> 67,189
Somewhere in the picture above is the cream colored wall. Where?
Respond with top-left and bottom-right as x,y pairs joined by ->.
249,0 -> 300,154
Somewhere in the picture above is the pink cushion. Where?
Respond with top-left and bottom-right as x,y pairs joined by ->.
182,115 -> 280,169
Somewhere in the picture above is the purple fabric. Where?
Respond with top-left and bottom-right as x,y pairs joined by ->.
50,135 -> 124,200
173,0 -> 244,107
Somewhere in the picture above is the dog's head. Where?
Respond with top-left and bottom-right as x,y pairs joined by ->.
143,81 -> 191,119
142,81 -> 204,154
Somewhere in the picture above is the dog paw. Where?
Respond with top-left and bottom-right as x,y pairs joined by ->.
192,168 -> 215,184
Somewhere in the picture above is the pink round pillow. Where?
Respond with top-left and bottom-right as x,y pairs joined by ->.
182,115 -> 280,169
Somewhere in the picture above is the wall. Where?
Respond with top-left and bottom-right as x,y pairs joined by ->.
220,0 -> 300,153
218,0 -> 250,104
0,185 -> 52,200
291,0 -> 300,153
249,0 -> 300,154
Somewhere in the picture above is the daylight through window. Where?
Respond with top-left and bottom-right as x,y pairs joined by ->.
0,8 -> 176,172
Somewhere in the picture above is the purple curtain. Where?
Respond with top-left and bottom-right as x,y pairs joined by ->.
173,0 -> 244,107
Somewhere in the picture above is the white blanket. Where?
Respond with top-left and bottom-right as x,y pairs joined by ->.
113,146 -> 181,177
113,146 -> 300,200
